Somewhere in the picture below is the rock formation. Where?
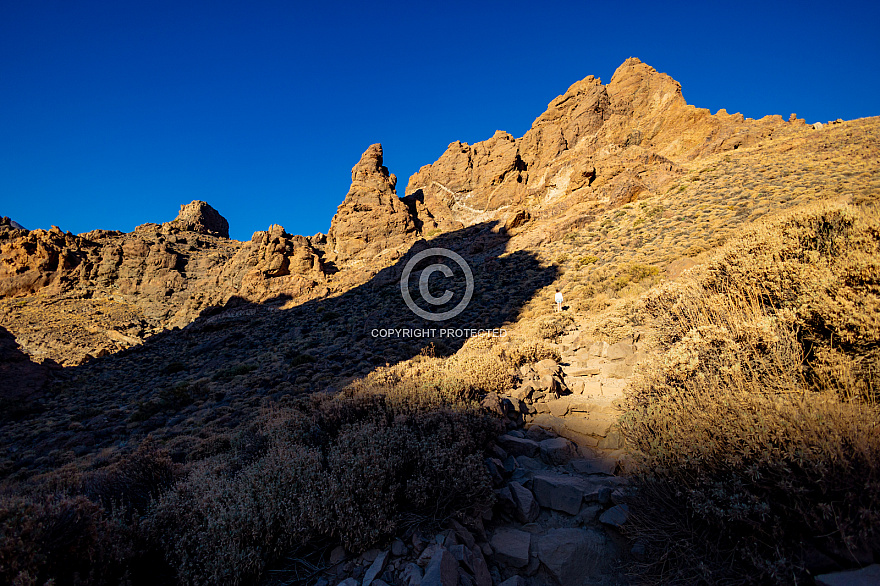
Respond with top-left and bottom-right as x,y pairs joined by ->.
1,58 -> 873,366
406,58 -> 802,231
166,200 -> 230,238
0,202 -> 332,364
1,216 -> 25,230
326,144 -> 419,266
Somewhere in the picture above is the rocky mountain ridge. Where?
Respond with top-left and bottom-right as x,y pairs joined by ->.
0,57 -> 871,369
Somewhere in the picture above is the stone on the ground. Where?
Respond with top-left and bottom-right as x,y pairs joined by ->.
599,504 -> 629,528
564,366 -> 601,377
422,548 -> 458,586
361,548 -> 381,563
535,358 -> 560,376
362,550 -> 389,586
540,436 -> 577,465
330,545 -> 347,564
497,434 -> 540,458
606,341 -> 634,360
563,415 -> 615,438
531,472 -> 589,514
471,552 -> 492,586
525,425 -> 556,442
598,429 -> 622,449
816,564 -> 880,586
392,539 -> 408,556
547,398 -> 570,417
401,562 -> 424,586
490,527 -> 531,568
508,480 -> 540,523
339,579 -> 359,586
450,519 -> 477,549
589,341 -> 608,357
535,528 -> 610,585
515,455 -> 544,470
498,577 -> 526,586
536,373 -> 562,394
602,362 -> 633,379
569,457 -> 616,475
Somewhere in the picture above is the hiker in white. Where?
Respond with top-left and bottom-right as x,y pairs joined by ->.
555,289 -> 563,312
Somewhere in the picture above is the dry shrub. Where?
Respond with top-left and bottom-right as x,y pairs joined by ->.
534,313 -> 575,340
82,438 -> 178,516
506,339 -> 561,365
348,335 -> 515,408
0,494 -> 130,586
620,203 -> 880,583
146,358 -> 501,585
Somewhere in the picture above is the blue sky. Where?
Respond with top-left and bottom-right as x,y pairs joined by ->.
1,0 -> 878,241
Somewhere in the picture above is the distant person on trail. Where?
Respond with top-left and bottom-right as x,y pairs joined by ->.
555,289 -> 563,312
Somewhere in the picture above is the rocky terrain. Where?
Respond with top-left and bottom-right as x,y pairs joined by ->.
1,58 -> 878,586
5,58 -> 873,369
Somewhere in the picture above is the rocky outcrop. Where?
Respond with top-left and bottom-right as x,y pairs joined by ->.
327,144 -> 419,266
0,225 -> 86,298
0,202 -> 332,364
213,223 -> 326,304
1,217 -> 25,230
166,200 -> 230,238
406,58 -> 805,231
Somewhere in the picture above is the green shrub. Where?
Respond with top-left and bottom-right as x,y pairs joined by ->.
577,255 -> 599,267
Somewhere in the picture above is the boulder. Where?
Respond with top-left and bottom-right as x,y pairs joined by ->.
535,359 -> 561,376
599,504 -> 630,528
490,528 -> 531,568
815,564 -> 880,586
606,342 -> 633,361
362,550 -> 389,586
422,548 -> 459,586
531,472 -> 590,514
508,481 -> 540,523
496,434 -> 540,458
539,436 -> 577,465
588,341 -> 608,357
602,362 -> 633,379
535,528 -> 611,585
401,562 -> 424,586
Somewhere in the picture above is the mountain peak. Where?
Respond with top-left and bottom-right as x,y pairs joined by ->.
170,200 -> 230,239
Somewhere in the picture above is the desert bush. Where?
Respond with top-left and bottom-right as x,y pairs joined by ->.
620,203 -> 880,583
577,254 -> 599,266
506,339 -> 561,365
534,313 -> 574,340
82,439 -> 179,516
0,494 -> 130,586
148,393 -> 498,585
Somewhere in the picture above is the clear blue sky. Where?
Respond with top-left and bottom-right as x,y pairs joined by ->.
2,0 -> 878,241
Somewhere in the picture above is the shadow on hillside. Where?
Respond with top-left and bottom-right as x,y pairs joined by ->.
0,221 -> 557,473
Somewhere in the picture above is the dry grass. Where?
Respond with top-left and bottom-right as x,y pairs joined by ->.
618,203 -> 880,584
